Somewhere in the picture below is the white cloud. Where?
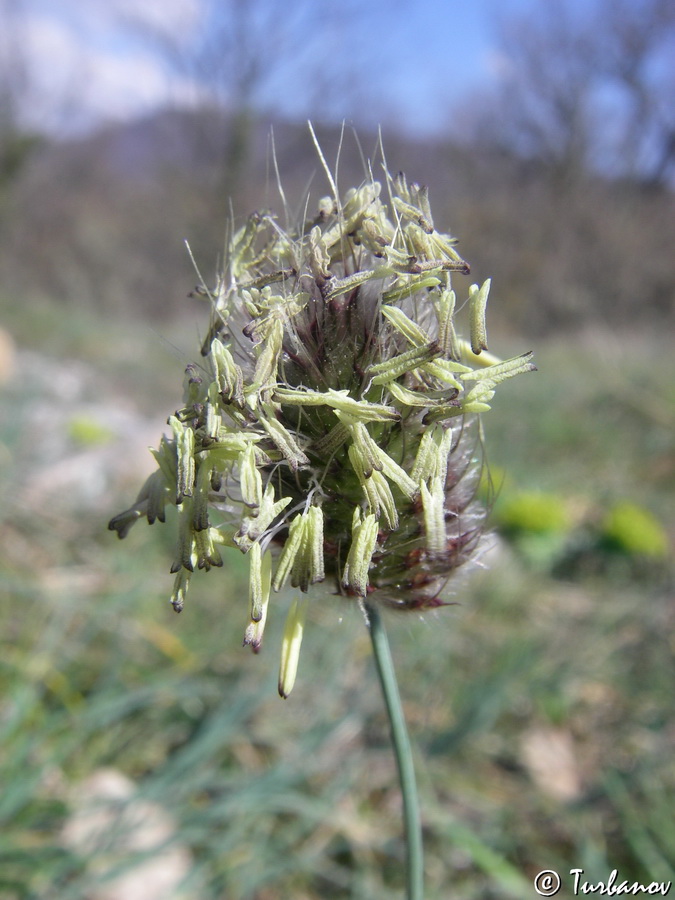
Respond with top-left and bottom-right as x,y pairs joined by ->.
11,0 -> 209,134
110,0 -> 204,43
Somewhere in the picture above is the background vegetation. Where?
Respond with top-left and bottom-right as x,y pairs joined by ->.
0,0 -> 673,897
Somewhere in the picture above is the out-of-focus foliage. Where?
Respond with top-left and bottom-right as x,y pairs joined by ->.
492,488 -> 671,577
0,320 -> 673,899
496,492 -> 571,536
600,501 -> 669,560
66,414 -> 116,448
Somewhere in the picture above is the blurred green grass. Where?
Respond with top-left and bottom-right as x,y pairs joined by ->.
0,306 -> 673,899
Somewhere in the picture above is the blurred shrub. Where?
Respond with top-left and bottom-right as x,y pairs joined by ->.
496,491 -> 571,536
493,491 -> 572,572
599,501 -> 669,560
67,414 -> 115,448
496,491 -> 671,581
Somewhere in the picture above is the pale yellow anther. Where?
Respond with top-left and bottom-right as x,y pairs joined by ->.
381,305 -> 430,347
462,383 -> 496,413
245,290 -> 309,343
428,230 -> 467,265
468,279 -> 491,355
457,340 -> 502,368
311,422 -> 350,456
307,506 -> 325,586
176,495 -> 196,572
422,404 -> 465,423
239,443 -> 263,511
248,541 -> 266,621
210,339 -> 244,405
235,484 -> 292,551
387,381 -> 442,408
199,431 -> 258,463
244,547 -> 272,652
411,425 -> 455,485
348,420 -> 383,476
404,222 -> 435,259
434,288 -> 458,359
367,343 -> 443,386
192,462 -> 212,532
150,434 -> 177,487
379,453 -> 418,500
419,357 -> 471,389
324,389 -> 400,422
273,387 -> 399,422
382,274 -> 441,303
371,471 -> 399,530
202,404 -> 217,443
309,226 -> 331,280
194,526 -> 222,569
344,417 -> 417,505
273,514 -> 306,592
249,318 -> 283,393
259,403 -> 310,470
273,505 -> 325,593
348,445 -> 398,529
460,351 -> 536,386
420,477 -> 447,554
342,509 -> 379,597
273,387 -> 329,406
278,597 -> 308,698
392,195 -> 434,233
170,568 -> 191,613
169,415 -> 196,503
325,268 -> 386,301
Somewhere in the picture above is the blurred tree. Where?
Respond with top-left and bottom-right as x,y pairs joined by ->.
0,0 -> 43,225
593,0 -> 675,187
446,0 -> 675,334
127,0 -> 409,214
476,0 -> 675,187
491,0 -> 597,185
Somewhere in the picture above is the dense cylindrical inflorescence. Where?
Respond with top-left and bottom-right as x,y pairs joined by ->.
109,153 -> 534,695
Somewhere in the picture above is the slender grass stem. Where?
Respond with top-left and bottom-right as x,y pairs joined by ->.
364,600 -> 424,900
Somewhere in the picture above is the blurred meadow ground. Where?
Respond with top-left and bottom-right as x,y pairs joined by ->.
0,296 -> 673,899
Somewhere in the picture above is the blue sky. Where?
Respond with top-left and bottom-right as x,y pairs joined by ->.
12,0 -> 544,136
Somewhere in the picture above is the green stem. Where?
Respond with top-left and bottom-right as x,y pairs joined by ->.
364,600 -> 424,900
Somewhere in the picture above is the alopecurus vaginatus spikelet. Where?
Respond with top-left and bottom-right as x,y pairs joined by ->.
109,134 -> 535,697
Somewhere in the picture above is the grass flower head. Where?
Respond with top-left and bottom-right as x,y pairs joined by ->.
110,133 -> 535,696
